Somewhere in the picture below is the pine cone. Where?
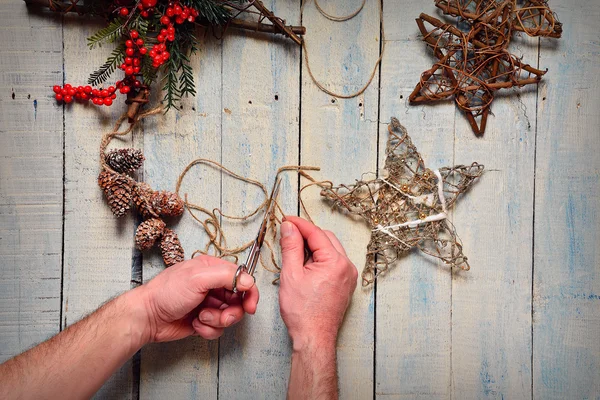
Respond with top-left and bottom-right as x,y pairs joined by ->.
135,218 -> 166,251
151,191 -> 185,217
132,182 -> 156,218
160,228 -> 184,267
98,169 -> 133,218
104,148 -> 145,174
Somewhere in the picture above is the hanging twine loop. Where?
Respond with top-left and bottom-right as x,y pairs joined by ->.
301,0 -> 385,99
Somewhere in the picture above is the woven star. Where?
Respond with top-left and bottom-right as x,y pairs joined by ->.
320,118 -> 484,285
409,0 -> 561,135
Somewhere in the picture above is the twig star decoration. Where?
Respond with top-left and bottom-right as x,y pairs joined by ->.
320,118 -> 484,286
410,0 -> 562,135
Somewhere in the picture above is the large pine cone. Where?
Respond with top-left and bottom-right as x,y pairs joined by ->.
160,228 -> 184,267
105,148 -> 145,174
151,191 -> 185,217
135,218 -> 166,251
98,169 -> 133,218
132,182 -> 156,218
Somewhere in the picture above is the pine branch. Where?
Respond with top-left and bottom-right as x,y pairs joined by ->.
179,57 -> 196,97
88,44 -> 125,86
141,54 -> 157,86
162,56 -> 181,111
184,0 -> 232,25
87,18 -> 126,49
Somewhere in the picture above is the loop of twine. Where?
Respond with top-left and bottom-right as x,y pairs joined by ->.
176,159 -> 321,274
301,0 -> 385,99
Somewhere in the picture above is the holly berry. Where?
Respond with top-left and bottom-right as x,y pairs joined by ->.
160,15 -> 170,25
130,30 -> 139,39
139,47 -> 148,55
119,7 -> 129,16
125,40 -> 134,48
126,48 -> 135,56
136,38 -> 144,46
55,93 -> 63,101
63,95 -> 73,103
53,85 -> 61,93
104,98 -> 113,106
141,0 -> 157,8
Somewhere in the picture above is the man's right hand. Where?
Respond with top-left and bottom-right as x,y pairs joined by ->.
278,216 -> 358,350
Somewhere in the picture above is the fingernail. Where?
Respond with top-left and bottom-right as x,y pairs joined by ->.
239,273 -> 255,288
225,315 -> 236,327
200,311 -> 213,323
281,221 -> 293,238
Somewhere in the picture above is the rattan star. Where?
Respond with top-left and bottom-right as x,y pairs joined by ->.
320,118 -> 484,285
409,0 -> 562,135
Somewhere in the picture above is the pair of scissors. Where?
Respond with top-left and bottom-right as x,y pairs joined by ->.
232,177 -> 282,293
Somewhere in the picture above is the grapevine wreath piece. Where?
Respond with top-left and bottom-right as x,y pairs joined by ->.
410,0 -> 562,136
26,0 -> 305,117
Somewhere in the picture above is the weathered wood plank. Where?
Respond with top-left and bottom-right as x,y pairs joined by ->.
0,1 -> 63,362
533,1 -> 600,398
376,2 -> 454,398
451,39 -> 537,400
62,16 -> 135,399
217,0 -> 300,397
300,1 -> 380,398
139,29 -> 222,400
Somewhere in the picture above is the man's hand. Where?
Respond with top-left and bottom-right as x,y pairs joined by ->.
0,255 -> 259,400
139,255 -> 260,343
279,216 -> 358,348
279,216 -> 358,400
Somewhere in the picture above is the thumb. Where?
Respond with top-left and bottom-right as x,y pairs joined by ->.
191,264 -> 255,292
280,220 -> 305,274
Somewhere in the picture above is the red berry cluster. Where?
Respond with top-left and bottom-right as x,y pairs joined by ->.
53,1 -> 201,107
117,30 -> 146,92
137,0 -> 158,18
53,84 -> 117,106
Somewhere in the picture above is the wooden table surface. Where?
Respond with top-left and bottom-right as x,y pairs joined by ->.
1,0 -> 598,398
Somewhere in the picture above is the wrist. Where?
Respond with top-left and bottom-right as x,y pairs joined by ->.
119,287 -> 153,350
291,330 -> 337,354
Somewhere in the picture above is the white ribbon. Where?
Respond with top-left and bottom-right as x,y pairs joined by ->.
374,169 -> 447,235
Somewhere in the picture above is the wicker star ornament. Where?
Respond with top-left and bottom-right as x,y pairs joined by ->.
410,0 -> 562,135
321,119 -> 484,285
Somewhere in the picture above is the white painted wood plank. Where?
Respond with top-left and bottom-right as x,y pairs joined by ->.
451,39 -> 537,400
62,16 -> 135,399
139,29 -> 222,400
533,1 -> 600,398
217,0 -> 300,397
300,1 -> 380,398
0,1 -> 63,362
376,2 -> 454,398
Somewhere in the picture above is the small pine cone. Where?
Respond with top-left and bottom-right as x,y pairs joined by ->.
135,218 -> 166,251
104,149 -> 145,174
132,182 -> 156,218
98,170 -> 133,218
151,191 -> 185,217
160,228 -> 184,267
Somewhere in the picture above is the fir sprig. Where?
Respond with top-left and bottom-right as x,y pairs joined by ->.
88,44 -> 125,86
87,18 -> 126,49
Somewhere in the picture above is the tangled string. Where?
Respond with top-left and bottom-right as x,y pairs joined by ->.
410,0 -> 562,135
321,118 -> 484,286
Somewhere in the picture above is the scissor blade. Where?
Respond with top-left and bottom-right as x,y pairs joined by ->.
244,177 -> 282,276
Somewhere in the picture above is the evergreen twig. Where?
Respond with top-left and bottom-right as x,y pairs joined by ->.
88,44 -> 125,86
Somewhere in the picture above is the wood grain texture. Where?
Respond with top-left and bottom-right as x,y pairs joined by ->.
451,34 -> 537,400
0,1 -> 63,362
62,16 -> 136,399
376,2 -> 454,398
300,0 -> 380,398
533,0 -> 600,398
139,29 -> 222,400
216,0 -> 300,397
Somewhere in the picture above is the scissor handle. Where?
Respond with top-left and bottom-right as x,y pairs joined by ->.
232,264 -> 247,294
